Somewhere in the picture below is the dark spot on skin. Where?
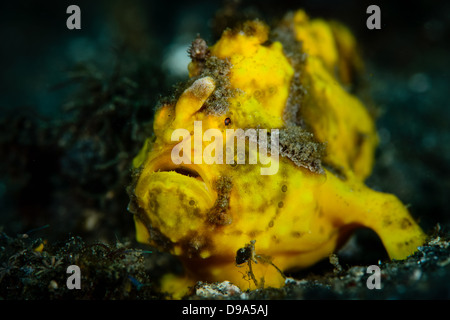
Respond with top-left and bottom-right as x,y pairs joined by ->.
249,230 -> 260,238
254,90 -> 263,99
224,117 -> 231,126
383,217 -> 392,227
189,199 -> 196,206
401,218 -> 413,229
192,208 -> 202,218
291,231 -> 302,238
281,185 -> 287,192
268,86 -> 277,94
242,182 -> 250,191
318,208 -> 324,218
272,235 -> 280,244
265,190 -> 286,231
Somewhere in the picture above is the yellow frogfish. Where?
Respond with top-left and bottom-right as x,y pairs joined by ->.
127,10 -> 426,296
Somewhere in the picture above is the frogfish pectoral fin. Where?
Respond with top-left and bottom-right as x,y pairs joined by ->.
320,170 -> 426,260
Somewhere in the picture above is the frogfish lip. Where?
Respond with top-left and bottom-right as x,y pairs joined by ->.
133,153 -> 216,244
142,152 -> 211,189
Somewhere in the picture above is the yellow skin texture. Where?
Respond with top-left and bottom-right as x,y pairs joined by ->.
130,11 -> 426,296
